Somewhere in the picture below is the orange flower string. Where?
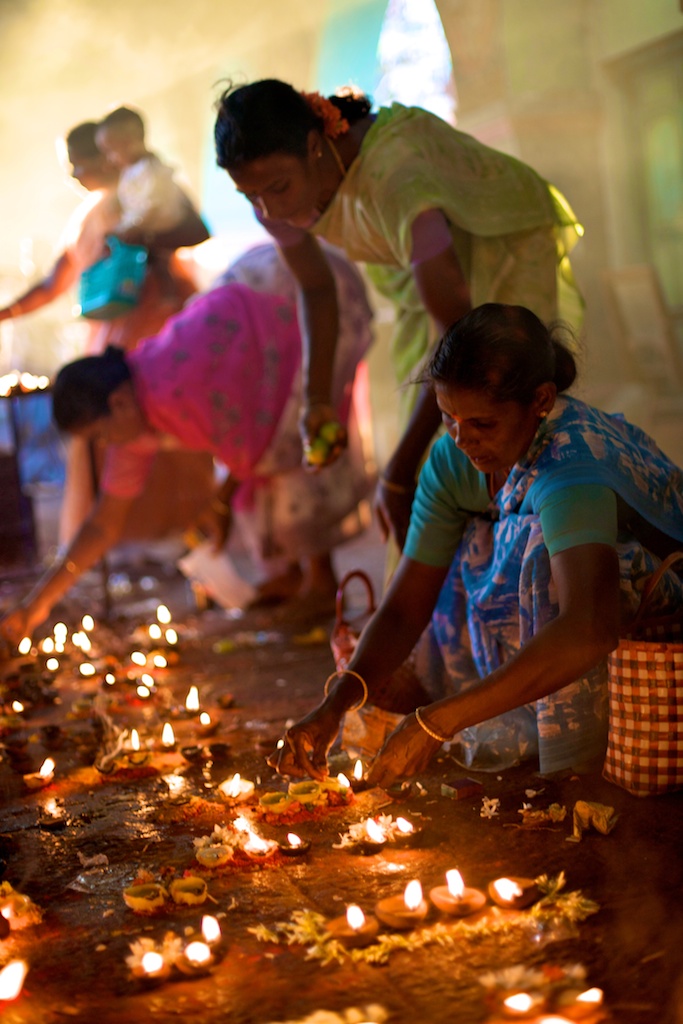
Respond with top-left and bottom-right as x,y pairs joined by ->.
300,91 -> 349,138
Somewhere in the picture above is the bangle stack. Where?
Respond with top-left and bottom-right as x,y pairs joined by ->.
323,669 -> 368,712
415,706 -> 451,744
379,475 -> 414,495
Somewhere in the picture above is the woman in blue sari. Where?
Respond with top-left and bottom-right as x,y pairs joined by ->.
269,303 -> 683,783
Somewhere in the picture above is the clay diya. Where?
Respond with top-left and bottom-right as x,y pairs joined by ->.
375,880 -> 429,930
326,904 -> 379,948
430,869 -> 486,917
488,876 -> 539,910
278,832 -> 311,857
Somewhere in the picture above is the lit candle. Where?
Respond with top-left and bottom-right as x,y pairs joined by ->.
501,991 -> 546,1019
11,701 -> 24,714
357,817 -> 388,855
41,637 -> 54,654
130,651 -> 147,667
165,628 -> 178,646
176,940 -> 213,976
24,757 -> 55,790
218,773 -> 255,803
326,904 -> 380,948
79,662 -> 96,677
392,816 -> 422,846
156,604 -> 172,625
320,772 -> 352,796
233,816 -> 277,859
375,879 -> 429,930
555,987 -> 604,1020
53,622 -> 67,643
46,657 -> 59,672
201,915 -> 222,947
488,876 -> 539,909
138,950 -> 169,982
17,637 -> 32,656
197,711 -> 218,738
430,868 -> 487,917
126,729 -> 148,766
136,684 -> 152,699
278,832 -> 312,857
350,758 -> 367,791
148,623 -> 162,641
0,961 -> 28,1001
82,614 -> 94,632
161,723 -> 176,750
185,685 -> 200,714
153,653 -> 168,669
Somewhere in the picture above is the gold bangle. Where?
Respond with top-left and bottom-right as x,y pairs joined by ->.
211,496 -> 231,516
323,669 -> 368,712
415,706 -> 450,744
63,559 -> 79,575
379,475 -> 414,495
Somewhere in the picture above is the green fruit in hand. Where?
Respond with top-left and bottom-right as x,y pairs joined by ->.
304,438 -> 329,466
318,420 -> 343,446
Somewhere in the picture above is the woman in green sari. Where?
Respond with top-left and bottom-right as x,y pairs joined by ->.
214,79 -> 583,548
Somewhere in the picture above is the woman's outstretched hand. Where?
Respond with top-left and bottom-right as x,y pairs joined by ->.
366,712 -> 442,789
267,704 -> 343,780
0,600 -> 48,647
300,402 -> 347,470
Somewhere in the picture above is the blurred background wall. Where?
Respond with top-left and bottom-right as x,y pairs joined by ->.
0,0 -> 681,466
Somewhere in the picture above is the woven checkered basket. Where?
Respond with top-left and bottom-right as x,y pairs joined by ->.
604,552 -> 683,796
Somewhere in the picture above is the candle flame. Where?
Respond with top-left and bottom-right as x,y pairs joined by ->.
165,628 -> 178,645
153,654 -> 168,668
493,877 -> 523,902
131,651 -> 147,667
79,663 -> 96,677
141,951 -> 164,975
577,988 -> 603,1006
446,869 -> 465,899
353,758 -> 364,781
199,712 -> 211,727
185,685 -> 200,712
148,623 -> 162,641
82,614 -> 94,632
43,798 -> 59,817
137,685 -> 151,699
503,993 -> 534,1013
156,604 -> 172,625
233,816 -> 250,833
346,904 -> 366,930
161,723 -> 175,747
11,701 -> 24,713
0,960 -> 28,1001
39,758 -> 55,778
404,879 -> 423,911
396,817 -> 414,834
365,818 -> 386,843
41,637 -> 54,654
201,915 -> 221,944
72,632 -> 83,649
105,673 -> 116,685
185,941 -> 211,965
18,637 -> 31,655
140,673 -> 154,687
220,773 -> 242,798
46,658 -> 59,671
337,772 -> 350,788
286,833 -> 302,847
244,832 -> 270,854
276,738 -> 285,749
130,729 -> 141,751
53,622 -> 67,641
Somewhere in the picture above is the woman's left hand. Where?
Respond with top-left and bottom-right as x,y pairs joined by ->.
365,712 -> 442,788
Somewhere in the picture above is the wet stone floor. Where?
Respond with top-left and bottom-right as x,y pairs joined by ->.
0,559 -> 682,1024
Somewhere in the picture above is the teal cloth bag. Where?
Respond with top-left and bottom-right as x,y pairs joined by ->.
78,236 -> 148,320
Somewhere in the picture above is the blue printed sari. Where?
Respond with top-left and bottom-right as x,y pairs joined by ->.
423,396 -> 683,774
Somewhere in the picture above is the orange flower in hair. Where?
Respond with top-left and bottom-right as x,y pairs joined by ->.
300,91 -> 349,138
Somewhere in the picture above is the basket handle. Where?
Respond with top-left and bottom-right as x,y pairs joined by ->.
335,569 -> 376,626
631,550 -> 683,630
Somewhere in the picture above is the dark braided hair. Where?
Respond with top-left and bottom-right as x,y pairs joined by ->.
215,79 -> 371,169
52,346 -> 131,432
425,303 -> 577,404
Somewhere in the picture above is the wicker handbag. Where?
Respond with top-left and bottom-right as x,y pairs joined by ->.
603,551 -> 683,797
331,570 -> 429,760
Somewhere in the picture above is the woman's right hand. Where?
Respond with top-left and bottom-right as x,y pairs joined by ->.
267,703 -> 343,780
300,403 -> 347,469
0,600 -> 47,647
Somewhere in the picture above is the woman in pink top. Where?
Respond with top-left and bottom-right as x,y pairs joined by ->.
0,246 -> 373,642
